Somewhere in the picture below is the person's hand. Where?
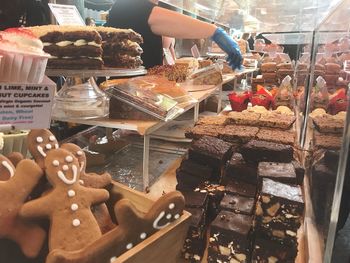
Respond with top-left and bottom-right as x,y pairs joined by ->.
211,27 -> 243,70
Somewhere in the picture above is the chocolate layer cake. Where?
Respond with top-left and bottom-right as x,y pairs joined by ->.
196,116 -> 228,126
29,25 -> 103,69
225,180 -> 257,198
185,125 -> 220,140
224,153 -> 257,184
220,194 -> 255,215
208,211 -> 253,263
226,111 -> 261,126
258,112 -> 296,130
189,136 -> 233,168
241,140 -> 294,163
256,128 -> 295,146
258,162 -> 297,185
219,125 -> 259,144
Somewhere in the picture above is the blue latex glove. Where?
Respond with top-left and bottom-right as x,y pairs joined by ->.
211,27 -> 243,70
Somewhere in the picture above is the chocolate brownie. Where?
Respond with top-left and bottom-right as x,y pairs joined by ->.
196,116 -> 228,126
312,114 -> 344,134
258,162 -> 297,185
241,140 -> 294,163
225,180 -> 257,198
292,160 -> 305,185
219,125 -> 259,144
256,128 -> 295,146
324,150 -> 340,170
189,136 -> 233,169
208,211 -> 253,263
185,125 -> 220,140
176,169 -> 204,190
314,133 -> 342,150
251,237 -> 297,263
224,153 -> 258,184
255,179 -> 304,245
220,194 -> 255,215
179,159 -> 214,181
226,111 -> 261,126
182,191 -> 208,210
182,207 -> 207,262
258,113 -> 296,130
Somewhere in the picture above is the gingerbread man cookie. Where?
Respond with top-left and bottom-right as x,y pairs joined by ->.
6,152 -> 24,167
0,159 -> 46,258
20,148 -> 109,252
46,191 -> 185,263
61,143 -> 112,189
0,154 -> 15,180
27,129 -> 59,169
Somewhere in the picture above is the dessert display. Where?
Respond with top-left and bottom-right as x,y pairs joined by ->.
28,25 -> 103,69
187,64 -> 223,85
0,129 -> 185,263
147,64 -> 188,82
96,27 -> 143,68
0,28 -> 50,83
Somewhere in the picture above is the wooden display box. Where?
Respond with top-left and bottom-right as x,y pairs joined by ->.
109,181 -> 191,263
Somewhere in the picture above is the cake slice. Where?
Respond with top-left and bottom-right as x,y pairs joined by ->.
196,116 -> 228,126
258,112 -> 296,130
185,125 -> 220,140
219,125 -> 259,144
28,25 -> 103,69
225,111 -> 260,126
312,114 -> 344,134
256,128 -> 295,145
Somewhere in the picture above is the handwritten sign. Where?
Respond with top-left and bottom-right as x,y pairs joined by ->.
0,77 -> 56,129
48,3 -> 85,26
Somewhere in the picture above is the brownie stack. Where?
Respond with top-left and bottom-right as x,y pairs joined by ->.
253,178 -> 304,262
97,27 -> 143,68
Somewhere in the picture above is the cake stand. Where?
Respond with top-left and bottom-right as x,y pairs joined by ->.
46,67 -> 147,120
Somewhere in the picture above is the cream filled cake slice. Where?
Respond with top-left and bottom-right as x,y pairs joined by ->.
27,25 -> 103,69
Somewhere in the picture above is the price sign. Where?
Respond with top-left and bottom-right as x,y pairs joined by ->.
0,77 -> 56,129
48,3 -> 85,26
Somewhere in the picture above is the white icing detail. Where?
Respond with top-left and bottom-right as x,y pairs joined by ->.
36,137 -> 43,143
169,203 -> 175,210
71,203 -> 78,211
62,165 -> 69,171
74,39 -> 87,46
68,190 -> 76,197
72,219 -> 80,227
65,156 -> 73,163
2,161 -> 14,177
126,243 -> 133,250
43,42 -> 52,46
52,160 -> 60,167
140,233 -> 147,239
37,146 -> 46,157
166,214 -> 172,220
174,214 -> 180,219
79,180 -> 84,185
80,162 -> 85,172
57,165 -> 78,185
77,151 -> 83,156
55,144 -> 59,149
49,136 -> 56,142
153,211 -> 170,230
45,40 -> 101,47
57,40 -> 74,47
110,257 -> 117,263
46,144 -> 52,150
88,41 -> 102,47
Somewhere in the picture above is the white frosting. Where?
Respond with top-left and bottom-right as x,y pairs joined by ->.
49,135 -> 56,142
79,180 -> 84,185
46,144 -> 52,150
169,203 -> 175,210
0,31 -> 44,51
65,156 -> 73,163
110,257 -> 117,263
71,203 -> 78,211
88,41 -> 101,47
55,144 -> 59,149
72,219 -> 80,227
174,214 -> 180,220
80,162 -> 85,172
37,146 -> 46,157
56,41 -> 74,47
62,165 -> 69,171
2,161 -> 14,177
36,137 -> 43,143
74,39 -> 87,46
153,211 -> 171,230
140,233 -> 147,239
126,243 -> 133,250
166,214 -> 172,220
77,151 -> 83,156
68,190 -> 76,197
45,40 -> 101,48
52,160 -> 60,167
57,164 -> 78,185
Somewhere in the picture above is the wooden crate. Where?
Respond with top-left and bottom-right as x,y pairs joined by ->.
110,181 -> 191,263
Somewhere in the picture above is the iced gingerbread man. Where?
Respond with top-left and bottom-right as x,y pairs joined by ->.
20,148 -> 109,252
0,158 -> 46,258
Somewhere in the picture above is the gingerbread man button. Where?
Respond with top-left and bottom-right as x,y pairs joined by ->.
61,143 -> 112,189
20,148 -> 110,252
27,129 -> 59,169
0,154 -> 15,180
0,159 -> 46,258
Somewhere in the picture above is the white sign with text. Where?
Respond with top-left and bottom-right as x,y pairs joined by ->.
0,77 -> 56,129
48,3 -> 85,26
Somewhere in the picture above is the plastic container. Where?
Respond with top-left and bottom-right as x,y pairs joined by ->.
0,130 -> 29,157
